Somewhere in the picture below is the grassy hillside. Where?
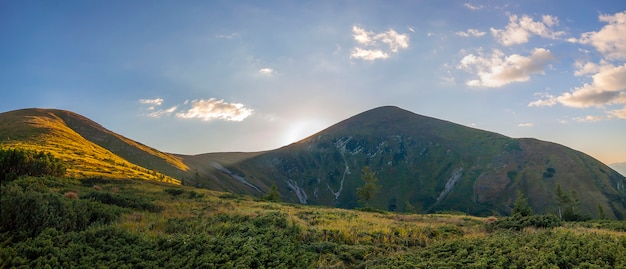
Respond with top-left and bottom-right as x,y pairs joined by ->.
189,106 -> 626,219
0,109 -> 183,184
2,175 -> 625,268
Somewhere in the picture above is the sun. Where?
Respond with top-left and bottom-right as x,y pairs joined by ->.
282,119 -> 330,146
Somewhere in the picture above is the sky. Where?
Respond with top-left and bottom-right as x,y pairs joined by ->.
1,1 -> 625,165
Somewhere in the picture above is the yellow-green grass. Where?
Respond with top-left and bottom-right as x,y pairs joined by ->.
101,180 -> 624,253
1,109 -> 180,184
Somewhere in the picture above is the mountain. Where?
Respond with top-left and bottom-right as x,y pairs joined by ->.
2,106 -> 625,219
0,108 -> 187,183
186,106 -> 626,219
610,162 -> 626,177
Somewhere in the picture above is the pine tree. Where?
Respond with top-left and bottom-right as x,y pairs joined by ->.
356,166 -> 380,208
555,184 -> 570,220
512,191 -> 533,217
263,184 -> 281,202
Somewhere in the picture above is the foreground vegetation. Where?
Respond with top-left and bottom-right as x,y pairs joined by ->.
1,172 -> 625,268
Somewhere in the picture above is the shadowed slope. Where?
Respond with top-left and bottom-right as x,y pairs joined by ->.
190,106 -> 626,219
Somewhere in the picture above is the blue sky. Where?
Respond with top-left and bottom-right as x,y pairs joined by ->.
1,1 -> 625,165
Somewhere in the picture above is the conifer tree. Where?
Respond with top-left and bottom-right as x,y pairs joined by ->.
263,184 -> 281,202
356,166 -> 380,208
512,191 -> 533,217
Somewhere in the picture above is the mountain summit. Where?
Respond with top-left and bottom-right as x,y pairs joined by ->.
186,106 -> 626,219
2,106 -> 625,219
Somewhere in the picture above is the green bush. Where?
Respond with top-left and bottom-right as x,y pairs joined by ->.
489,214 -> 561,231
0,182 -> 121,240
164,188 -> 185,196
0,148 -> 66,181
82,191 -> 163,212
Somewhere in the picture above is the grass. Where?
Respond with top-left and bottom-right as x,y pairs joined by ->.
2,175 -> 625,268
0,108 -> 181,184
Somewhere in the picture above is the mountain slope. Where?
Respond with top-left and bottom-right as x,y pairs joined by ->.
610,162 -> 626,177
0,108 -> 186,183
188,106 -> 626,219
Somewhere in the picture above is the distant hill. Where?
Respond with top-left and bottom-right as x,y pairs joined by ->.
186,106 -> 626,219
610,162 -> 626,177
2,106 -> 625,219
0,108 -> 187,184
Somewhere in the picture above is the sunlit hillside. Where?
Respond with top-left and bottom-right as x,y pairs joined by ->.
0,108 -> 183,184
2,175 -> 625,267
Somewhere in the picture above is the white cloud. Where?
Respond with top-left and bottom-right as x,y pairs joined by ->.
530,62 -> 626,120
574,61 -> 603,76
608,106 -> 626,119
528,92 -> 557,107
216,33 -> 238,39
573,115 -> 605,122
378,29 -> 409,52
578,11 -> 626,60
352,26 -> 374,45
517,123 -> 534,127
350,26 -> 409,61
456,29 -> 486,37
458,48 -> 555,87
464,3 -> 483,10
258,68 -> 275,75
556,63 -> 626,108
350,48 -> 389,60
176,98 -> 254,122
490,14 -> 565,46
139,98 -> 164,106
147,106 -> 178,118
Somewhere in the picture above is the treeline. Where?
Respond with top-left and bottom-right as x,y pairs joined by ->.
0,148 -> 66,181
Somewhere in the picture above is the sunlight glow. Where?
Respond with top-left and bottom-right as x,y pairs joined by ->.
281,119 -> 331,146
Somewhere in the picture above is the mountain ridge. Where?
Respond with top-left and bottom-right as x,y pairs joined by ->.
2,106 -> 625,219
185,106 -> 626,219
0,108 -> 185,184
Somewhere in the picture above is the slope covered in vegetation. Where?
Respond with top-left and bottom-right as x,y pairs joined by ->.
0,109 -> 183,184
2,171 -> 625,268
189,106 -> 626,219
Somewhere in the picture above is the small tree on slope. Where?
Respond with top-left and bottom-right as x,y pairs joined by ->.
356,166 -> 380,209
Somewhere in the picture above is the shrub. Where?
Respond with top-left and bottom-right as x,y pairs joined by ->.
489,214 -> 561,231
82,191 -> 163,212
64,191 -> 79,199
0,182 -> 121,240
0,148 -> 66,181
164,188 -> 185,196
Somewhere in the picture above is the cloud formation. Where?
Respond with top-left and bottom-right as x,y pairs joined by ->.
608,106 -> 626,119
139,98 -> 164,106
176,98 -> 254,122
578,11 -> 626,60
527,11 -> 626,121
139,98 -> 253,121
573,115 -> 605,122
464,3 -> 483,10
350,26 -> 409,60
147,106 -> 178,118
458,48 -> 555,87
530,63 -> 626,109
456,29 -> 486,37
490,14 -> 565,46
258,68 -> 275,75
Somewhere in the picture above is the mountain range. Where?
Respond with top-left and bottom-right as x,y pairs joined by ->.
1,106 -> 625,219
